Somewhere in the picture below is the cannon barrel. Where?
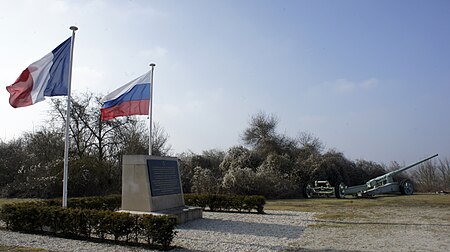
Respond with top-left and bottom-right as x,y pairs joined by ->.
366,154 -> 438,186
384,153 -> 438,177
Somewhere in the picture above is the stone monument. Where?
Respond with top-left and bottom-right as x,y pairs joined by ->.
121,155 -> 202,223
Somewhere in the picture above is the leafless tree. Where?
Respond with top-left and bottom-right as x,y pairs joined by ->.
438,158 -> 450,191
49,92 -> 171,161
49,92 -> 128,160
412,160 -> 441,192
242,112 -> 296,156
297,131 -> 324,154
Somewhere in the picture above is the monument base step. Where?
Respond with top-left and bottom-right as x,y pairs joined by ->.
118,206 -> 203,224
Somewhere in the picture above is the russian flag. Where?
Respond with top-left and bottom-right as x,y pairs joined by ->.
100,71 -> 151,121
6,38 -> 72,108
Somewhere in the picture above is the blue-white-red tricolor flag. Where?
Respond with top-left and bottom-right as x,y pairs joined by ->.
100,71 -> 151,121
6,38 -> 72,108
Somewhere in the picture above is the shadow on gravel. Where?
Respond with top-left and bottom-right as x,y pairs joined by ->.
177,218 -> 305,239
174,235 -> 290,251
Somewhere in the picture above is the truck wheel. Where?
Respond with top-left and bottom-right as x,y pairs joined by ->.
400,179 -> 414,195
335,182 -> 346,199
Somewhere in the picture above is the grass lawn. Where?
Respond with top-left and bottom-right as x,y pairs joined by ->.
267,194 -> 450,251
265,193 -> 450,221
266,194 -> 450,212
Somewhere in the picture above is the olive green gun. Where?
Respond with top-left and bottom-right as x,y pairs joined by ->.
335,154 -> 438,198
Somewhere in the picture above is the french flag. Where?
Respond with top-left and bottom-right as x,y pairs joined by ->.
100,71 -> 151,121
6,38 -> 72,108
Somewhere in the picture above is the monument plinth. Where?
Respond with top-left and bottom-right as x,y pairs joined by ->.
121,155 -> 202,223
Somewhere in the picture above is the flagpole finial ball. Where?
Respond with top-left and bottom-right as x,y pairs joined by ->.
149,63 -> 156,67
70,26 -> 78,31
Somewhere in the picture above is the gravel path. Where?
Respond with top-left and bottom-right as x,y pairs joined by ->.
173,210 -> 315,251
0,210 -> 315,252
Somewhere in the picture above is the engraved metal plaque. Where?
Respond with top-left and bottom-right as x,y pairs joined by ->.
147,158 -> 182,197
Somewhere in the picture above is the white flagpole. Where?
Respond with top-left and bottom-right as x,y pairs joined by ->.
62,26 -> 78,208
149,63 -> 156,156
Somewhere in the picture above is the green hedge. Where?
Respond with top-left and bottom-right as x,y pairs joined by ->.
46,194 -> 266,213
46,195 -> 121,211
0,194 -> 265,249
0,201 -> 176,249
184,194 -> 265,213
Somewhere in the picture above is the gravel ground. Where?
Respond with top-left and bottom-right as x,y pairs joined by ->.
1,208 -> 449,252
173,210 -> 315,251
0,210 -> 315,252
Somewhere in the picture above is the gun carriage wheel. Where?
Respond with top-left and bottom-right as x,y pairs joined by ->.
303,184 -> 313,198
335,182 -> 346,199
400,179 -> 414,195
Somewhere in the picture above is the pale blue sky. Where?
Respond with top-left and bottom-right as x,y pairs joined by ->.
1,0 -> 449,164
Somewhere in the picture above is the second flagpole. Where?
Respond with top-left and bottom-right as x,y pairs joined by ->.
149,63 -> 156,156
62,26 -> 78,208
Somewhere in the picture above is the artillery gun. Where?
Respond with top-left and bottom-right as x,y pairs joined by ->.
335,154 -> 438,198
304,180 -> 335,198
